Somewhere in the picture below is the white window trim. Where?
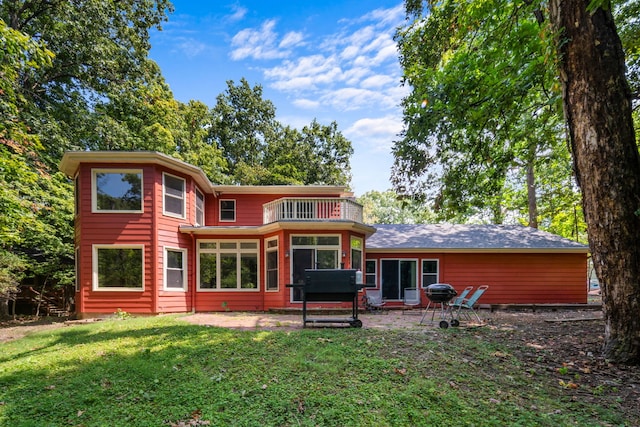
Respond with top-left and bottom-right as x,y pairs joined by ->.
219,199 -> 236,222
197,239 -> 260,292
162,172 -> 186,219
91,168 -> 143,213
365,259 -> 377,288
265,237 -> 279,292
195,187 -> 205,226
421,258 -> 440,288
350,236 -> 363,270
164,247 -> 187,292
92,244 -> 145,292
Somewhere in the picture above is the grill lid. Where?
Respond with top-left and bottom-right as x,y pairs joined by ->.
425,283 -> 457,302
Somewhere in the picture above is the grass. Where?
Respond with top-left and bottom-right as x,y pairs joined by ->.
0,315 -> 629,427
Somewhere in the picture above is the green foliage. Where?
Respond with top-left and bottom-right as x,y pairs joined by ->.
392,0 -> 586,235
210,79 -> 353,186
0,316 -> 631,426
358,190 -> 436,224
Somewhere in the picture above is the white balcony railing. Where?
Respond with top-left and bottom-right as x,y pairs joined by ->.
263,197 -> 364,224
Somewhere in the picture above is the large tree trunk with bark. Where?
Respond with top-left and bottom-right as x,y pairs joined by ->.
549,0 -> 640,364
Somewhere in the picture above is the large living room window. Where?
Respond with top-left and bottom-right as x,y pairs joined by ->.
93,245 -> 144,291
92,169 -> 143,213
198,240 -> 259,290
163,173 -> 185,218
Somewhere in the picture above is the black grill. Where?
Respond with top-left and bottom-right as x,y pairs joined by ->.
425,283 -> 458,303
287,269 -> 367,328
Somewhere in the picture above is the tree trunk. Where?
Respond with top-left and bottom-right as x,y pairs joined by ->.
549,0 -> 640,364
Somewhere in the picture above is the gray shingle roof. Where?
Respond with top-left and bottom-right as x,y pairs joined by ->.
366,224 -> 588,252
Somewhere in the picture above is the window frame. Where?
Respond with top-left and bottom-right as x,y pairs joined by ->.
350,237 -> 363,271
265,237 -> 279,292
197,239 -> 260,291
92,244 -> 144,291
365,259 -> 377,287
421,259 -> 440,288
164,247 -> 187,291
163,172 -> 186,219
195,187 -> 205,226
219,199 -> 236,222
91,168 -> 143,213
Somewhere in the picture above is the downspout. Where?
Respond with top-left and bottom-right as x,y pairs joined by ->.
152,183 -> 158,314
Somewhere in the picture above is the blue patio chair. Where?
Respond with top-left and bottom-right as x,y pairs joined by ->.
449,285 -> 489,323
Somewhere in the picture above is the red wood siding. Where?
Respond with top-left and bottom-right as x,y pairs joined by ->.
366,252 -> 587,306
440,252 -> 587,304
76,163 -> 157,315
155,167 -> 194,313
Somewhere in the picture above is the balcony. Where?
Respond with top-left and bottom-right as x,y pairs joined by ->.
263,197 -> 364,224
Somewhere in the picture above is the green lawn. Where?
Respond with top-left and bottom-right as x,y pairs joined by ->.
0,315 -> 629,426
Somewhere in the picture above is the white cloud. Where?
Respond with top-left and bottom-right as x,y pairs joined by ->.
280,31 -> 305,49
346,115 -> 403,151
227,5 -> 247,22
361,74 -> 395,89
230,19 -> 291,60
293,98 -> 321,109
175,37 -> 209,58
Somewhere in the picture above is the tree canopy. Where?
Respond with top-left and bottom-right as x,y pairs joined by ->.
391,0 -> 640,241
394,0 -> 640,363
0,2 -> 354,310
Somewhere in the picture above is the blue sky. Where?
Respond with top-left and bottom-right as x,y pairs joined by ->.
148,1 -> 408,196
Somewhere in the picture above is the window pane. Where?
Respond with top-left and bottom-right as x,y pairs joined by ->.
199,253 -> 217,288
267,239 -> 278,248
165,197 -> 184,216
220,242 -> 236,250
220,200 -> 235,221
266,250 -> 278,291
423,260 -> 437,274
166,270 -> 183,288
267,270 -> 278,290
267,250 -> 278,269
200,242 -> 216,250
220,253 -> 237,288
96,172 -> 142,211
164,175 -> 184,196
240,253 -> 257,288
196,190 -> 204,226
317,250 -> 337,269
317,236 -> 339,246
97,248 -> 142,288
167,250 -> 183,269
240,242 -> 257,249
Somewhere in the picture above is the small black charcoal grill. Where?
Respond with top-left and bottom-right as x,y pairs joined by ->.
287,269 -> 367,328
421,283 -> 458,328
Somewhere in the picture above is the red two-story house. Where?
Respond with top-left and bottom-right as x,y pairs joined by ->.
60,151 -> 589,317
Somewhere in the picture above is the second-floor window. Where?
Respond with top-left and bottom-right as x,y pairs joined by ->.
220,200 -> 236,222
92,169 -> 143,213
195,188 -> 204,226
163,173 -> 185,218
